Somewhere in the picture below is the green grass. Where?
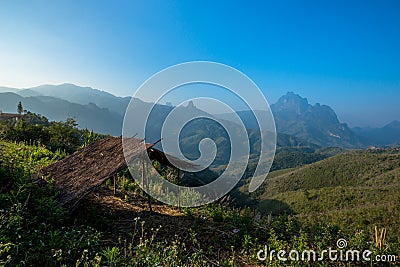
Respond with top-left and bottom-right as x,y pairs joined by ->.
259,151 -> 400,194
241,149 -> 400,241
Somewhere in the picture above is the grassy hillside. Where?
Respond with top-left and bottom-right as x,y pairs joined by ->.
242,149 -> 400,237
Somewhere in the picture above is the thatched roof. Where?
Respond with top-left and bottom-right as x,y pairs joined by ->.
40,136 -> 192,212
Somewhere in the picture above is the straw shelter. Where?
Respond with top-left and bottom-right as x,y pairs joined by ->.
40,136 -> 189,212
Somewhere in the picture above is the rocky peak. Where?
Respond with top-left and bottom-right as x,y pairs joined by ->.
273,92 -> 310,115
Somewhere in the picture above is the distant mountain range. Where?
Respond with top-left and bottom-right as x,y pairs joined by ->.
1,84 -> 399,148
1,84 -> 130,116
352,120 -> 400,146
0,91 -> 122,135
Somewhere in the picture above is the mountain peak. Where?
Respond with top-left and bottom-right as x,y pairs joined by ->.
270,92 -> 364,147
274,92 -> 309,114
285,91 -> 303,98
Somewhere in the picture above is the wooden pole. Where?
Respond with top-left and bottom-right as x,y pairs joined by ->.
141,158 -> 145,191
113,175 -> 116,195
142,157 -> 152,212
177,170 -> 181,209
178,170 -> 184,210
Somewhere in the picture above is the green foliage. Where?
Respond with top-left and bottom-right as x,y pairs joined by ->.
271,147 -> 326,171
20,111 -> 50,126
0,112 -> 104,154
101,246 -> 120,267
241,149 -> 400,251
0,141 -> 65,193
47,118 -> 81,153
0,141 -> 101,266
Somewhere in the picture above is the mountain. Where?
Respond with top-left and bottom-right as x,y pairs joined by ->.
0,92 -> 122,135
0,88 -> 319,175
124,99 -> 314,170
353,120 -> 400,146
31,84 -> 132,116
1,84 -> 372,148
0,86 -> 19,94
1,84 -> 131,116
271,92 -> 367,147
17,89 -> 43,97
216,110 -> 272,130
218,92 -> 367,148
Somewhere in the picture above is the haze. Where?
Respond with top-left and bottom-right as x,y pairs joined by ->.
0,1 -> 399,127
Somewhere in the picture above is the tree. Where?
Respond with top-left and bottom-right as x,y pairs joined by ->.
17,101 -> 23,115
48,118 -> 81,153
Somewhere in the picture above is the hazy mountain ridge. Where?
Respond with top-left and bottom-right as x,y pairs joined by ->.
352,120 -> 400,145
1,84 -> 397,148
0,92 -> 122,135
1,84 -> 131,116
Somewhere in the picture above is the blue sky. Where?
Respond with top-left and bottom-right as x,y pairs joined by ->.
0,0 -> 399,127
